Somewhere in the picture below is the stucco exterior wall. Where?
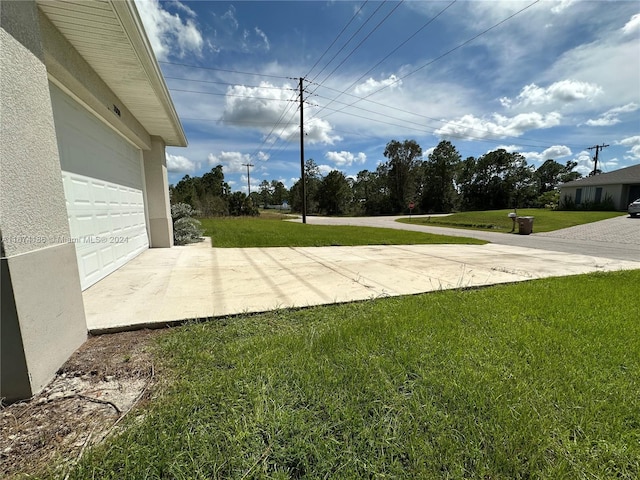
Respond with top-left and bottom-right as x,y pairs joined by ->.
560,184 -> 626,210
144,137 -> 174,248
1,20 -> 70,257
1,0 -> 177,401
1,0 -> 87,402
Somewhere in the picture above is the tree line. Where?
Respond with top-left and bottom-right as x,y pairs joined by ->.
170,140 -> 582,216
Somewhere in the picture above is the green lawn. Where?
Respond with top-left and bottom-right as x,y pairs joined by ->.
68,270 -> 640,479
398,209 -> 626,233
200,216 -> 486,247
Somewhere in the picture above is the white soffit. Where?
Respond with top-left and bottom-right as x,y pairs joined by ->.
37,0 -> 187,147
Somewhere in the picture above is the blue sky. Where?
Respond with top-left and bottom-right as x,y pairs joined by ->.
135,0 -> 640,192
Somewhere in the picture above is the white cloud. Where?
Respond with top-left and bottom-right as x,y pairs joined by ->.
221,82 -> 296,127
221,5 -> 239,30
622,13 -> 640,36
520,145 -> 573,163
435,112 -> 562,140
572,150 -> 596,176
542,19 -> 640,109
166,153 -> 198,173
304,118 -> 342,145
585,103 -> 639,126
325,151 -> 367,167
618,135 -> 640,160
254,27 -> 270,51
551,0 -> 577,14
256,151 -> 270,161
492,145 -> 520,153
499,97 -> 512,108
208,151 -> 253,174
168,0 -> 196,17
275,117 -> 342,146
209,5 -> 270,53
619,135 -> 640,147
353,75 -> 402,96
506,80 -> 602,108
317,164 -> 335,176
136,0 -> 203,60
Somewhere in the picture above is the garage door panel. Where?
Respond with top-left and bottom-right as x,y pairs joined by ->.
96,213 -> 111,236
92,183 -> 109,207
78,250 -> 100,280
99,245 -> 116,269
51,83 -> 149,290
62,171 -> 149,289
67,177 -> 93,207
74,213 -> 96,238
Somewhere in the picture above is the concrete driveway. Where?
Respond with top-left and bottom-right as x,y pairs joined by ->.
83,215 -> 640,332
297,214 -> 640,261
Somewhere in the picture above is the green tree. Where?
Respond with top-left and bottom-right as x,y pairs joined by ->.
383,139 -> 423,212
271,180 -> 288,206
421,140 -> 461,213
455,156 -> 477,211
316,170 -> 352,215
258,180 -> 272,208
201,165 -> 226,197
559,160 -> 582,184
290,159 -> 323,214
457,149 -> 535,210
228,191 -> 259,216
170,166 -> 231,216
171,175 -> 199,207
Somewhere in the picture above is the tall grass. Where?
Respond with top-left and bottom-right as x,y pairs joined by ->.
200,217 -> 486,247
68,270 -> 640,479
398,209 -> 625,233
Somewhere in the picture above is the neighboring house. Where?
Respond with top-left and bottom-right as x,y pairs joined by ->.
559,164 -> 640,210
1,1 -> 187,402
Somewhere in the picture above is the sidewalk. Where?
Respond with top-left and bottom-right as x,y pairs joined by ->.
83,237 -> 640,333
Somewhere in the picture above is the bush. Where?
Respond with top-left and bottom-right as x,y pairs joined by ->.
171,202 -> 199,221
171,202 -> 203,245
559,193 -> 615,212
533,190 -> 560,209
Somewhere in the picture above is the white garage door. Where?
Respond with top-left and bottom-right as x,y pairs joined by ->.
50,83 -> 149,290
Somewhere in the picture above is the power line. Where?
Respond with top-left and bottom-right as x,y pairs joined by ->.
165,76 -> 295,90
247,91 -> 300,162
304,1 -> 369,79
174,81 -> 582,154
309,0 -> 456,117
309,1 -> 388,84
313,1 -> 405,88
181,118 -> 297,126
316,0 -> 542,119
158,60 -> 290,80
169,88 -> 296,101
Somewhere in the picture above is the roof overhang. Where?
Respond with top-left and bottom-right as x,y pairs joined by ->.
37,0 -> 187,147
560,164 -> 640,188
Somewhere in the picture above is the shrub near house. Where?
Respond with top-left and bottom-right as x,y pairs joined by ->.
171,203 -> 203,245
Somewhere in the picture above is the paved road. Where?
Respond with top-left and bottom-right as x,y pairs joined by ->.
294,214 -> 640,262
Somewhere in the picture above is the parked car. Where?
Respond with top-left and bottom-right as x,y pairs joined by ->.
629,198 -> 640,217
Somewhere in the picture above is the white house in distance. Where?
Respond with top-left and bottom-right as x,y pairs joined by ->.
1,0 -> 186,402
559,164 -> 640,211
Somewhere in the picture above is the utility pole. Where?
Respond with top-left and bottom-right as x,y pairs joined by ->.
299,77 -> 307,224
242,162 -> 254,195
586,144 -> 609,176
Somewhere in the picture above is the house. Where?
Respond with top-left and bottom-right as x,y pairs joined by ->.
1,0 -> 186,402
559,164 -> 640,210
